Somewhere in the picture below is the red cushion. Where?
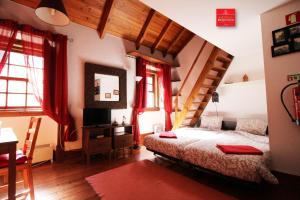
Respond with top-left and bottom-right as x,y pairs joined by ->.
0,150 -> 28,168
216,144 -> 263,155
159,131 -> 177,138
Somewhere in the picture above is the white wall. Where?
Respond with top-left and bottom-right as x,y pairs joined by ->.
0,0 -> 167,150
141,0 -> 288,82
205,80 -> 268,120
175,36 -> 214,107
141,0 -> 288,120
0,116 -> 57,150
261,0 -> 300,176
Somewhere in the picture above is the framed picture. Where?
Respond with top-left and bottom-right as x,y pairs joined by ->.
113,89 -> 119,95
271,43 -> 291,57
105,93 -> 111,99
272,28 -> 289,45
291,36 -> 300,52
288,23 -> 300,37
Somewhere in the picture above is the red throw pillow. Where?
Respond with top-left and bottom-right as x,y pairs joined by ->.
216,144 -> 263,155
159,131 -> 177,138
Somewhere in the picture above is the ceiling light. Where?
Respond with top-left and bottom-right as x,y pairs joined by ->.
35,0 -> 70,26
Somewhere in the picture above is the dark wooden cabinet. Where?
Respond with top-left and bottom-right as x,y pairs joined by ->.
82,124 -> 133,164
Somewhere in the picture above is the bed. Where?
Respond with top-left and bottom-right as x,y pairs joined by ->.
144,127 -> 278,184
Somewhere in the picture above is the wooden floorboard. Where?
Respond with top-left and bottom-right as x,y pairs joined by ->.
0,147 -> 300,200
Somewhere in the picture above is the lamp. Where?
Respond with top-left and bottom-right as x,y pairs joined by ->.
35,0 -> 70,26
212,91 -> 219,103
135,76 -> 143,82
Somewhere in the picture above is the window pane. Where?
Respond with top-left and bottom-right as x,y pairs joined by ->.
27,82 -> 33,94
147,85 -> 153,92
8,81 -> 26,93
147,77 -> 153,84
29,56 -> 43,69
27,94 -> 40,107
0,94 -> 6,106
147,93 -> 154,107
8,65 -> 27,78
7,94 -> 25,107
9,52 -> 25,66
0,80 -> 7,92
0,64 -> 8,76
0,51 -> 4,62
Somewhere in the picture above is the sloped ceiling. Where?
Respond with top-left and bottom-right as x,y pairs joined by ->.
141,0 -> 289,56
11,0 -> 194,57
140,0 -> 290,81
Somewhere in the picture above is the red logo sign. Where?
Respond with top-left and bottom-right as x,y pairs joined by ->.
285,11 -> 300,25
216,9 -> 236,27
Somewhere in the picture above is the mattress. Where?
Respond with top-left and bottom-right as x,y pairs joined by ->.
144,128 -> 278,184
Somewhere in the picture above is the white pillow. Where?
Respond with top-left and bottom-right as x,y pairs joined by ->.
200,116 -> 223,130
236,118 -> 267,136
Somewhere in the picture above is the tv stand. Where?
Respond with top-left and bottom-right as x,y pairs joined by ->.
82,124 -> 133,164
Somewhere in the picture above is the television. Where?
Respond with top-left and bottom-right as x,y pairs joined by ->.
83,108 -> 111,126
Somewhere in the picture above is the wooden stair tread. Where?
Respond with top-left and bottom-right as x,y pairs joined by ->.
180,123 -> 191,127
185,116 -> 195,119
206,75 -> 221,80
173,46 -> 233,130
211,66 -> 226,71
192,101 -> 208,104
216,55 -> 232,63
172,108 -> 182,112
188,109 -> 202,112
172,93 -> 182,97
198,92 -> 212,96
201,84 -> 217,89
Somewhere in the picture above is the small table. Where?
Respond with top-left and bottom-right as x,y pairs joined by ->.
0,128 -> 18,200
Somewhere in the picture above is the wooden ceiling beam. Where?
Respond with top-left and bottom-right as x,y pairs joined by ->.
135,9 -> 155,50
97,0 -> 116,39
173,32 -> 195,59
163,28 -> 185,57
151,19 -> 173,54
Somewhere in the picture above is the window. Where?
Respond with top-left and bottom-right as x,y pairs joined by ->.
146,66 -> 159,110
0,50 -> 43,112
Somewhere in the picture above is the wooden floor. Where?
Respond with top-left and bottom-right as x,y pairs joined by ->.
1,147 -> 300,200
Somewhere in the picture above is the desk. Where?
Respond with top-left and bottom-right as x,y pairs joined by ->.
0,128 -> 18,200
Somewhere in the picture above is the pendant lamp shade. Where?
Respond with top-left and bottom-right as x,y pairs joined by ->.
35,0 -> 70,26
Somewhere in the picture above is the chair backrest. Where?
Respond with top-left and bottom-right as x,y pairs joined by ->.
22,117 -> 42,161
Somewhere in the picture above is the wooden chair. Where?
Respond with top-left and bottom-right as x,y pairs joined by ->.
0,117 -> 42,200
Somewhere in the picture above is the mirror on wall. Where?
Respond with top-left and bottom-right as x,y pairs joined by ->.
85,63 -> 127,109
94,74 -> 120,102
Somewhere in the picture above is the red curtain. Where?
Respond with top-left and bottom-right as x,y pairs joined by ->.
161,64 -> 172,130
132,57 -> 148,146
43,36 -> 76,141
0,19 -> 18,74
21,25 -> 45,105
156,63 -> 172,131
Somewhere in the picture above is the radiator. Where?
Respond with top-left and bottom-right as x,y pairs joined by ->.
32,144 -> 53,163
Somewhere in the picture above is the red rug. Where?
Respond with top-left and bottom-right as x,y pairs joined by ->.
86,160 -> 235,200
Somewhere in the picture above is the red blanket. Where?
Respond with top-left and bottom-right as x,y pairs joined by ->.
159,131 -> 177,138
216,144 -> 263,155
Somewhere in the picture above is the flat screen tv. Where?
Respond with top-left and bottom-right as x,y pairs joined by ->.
83,108 -> 111,126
